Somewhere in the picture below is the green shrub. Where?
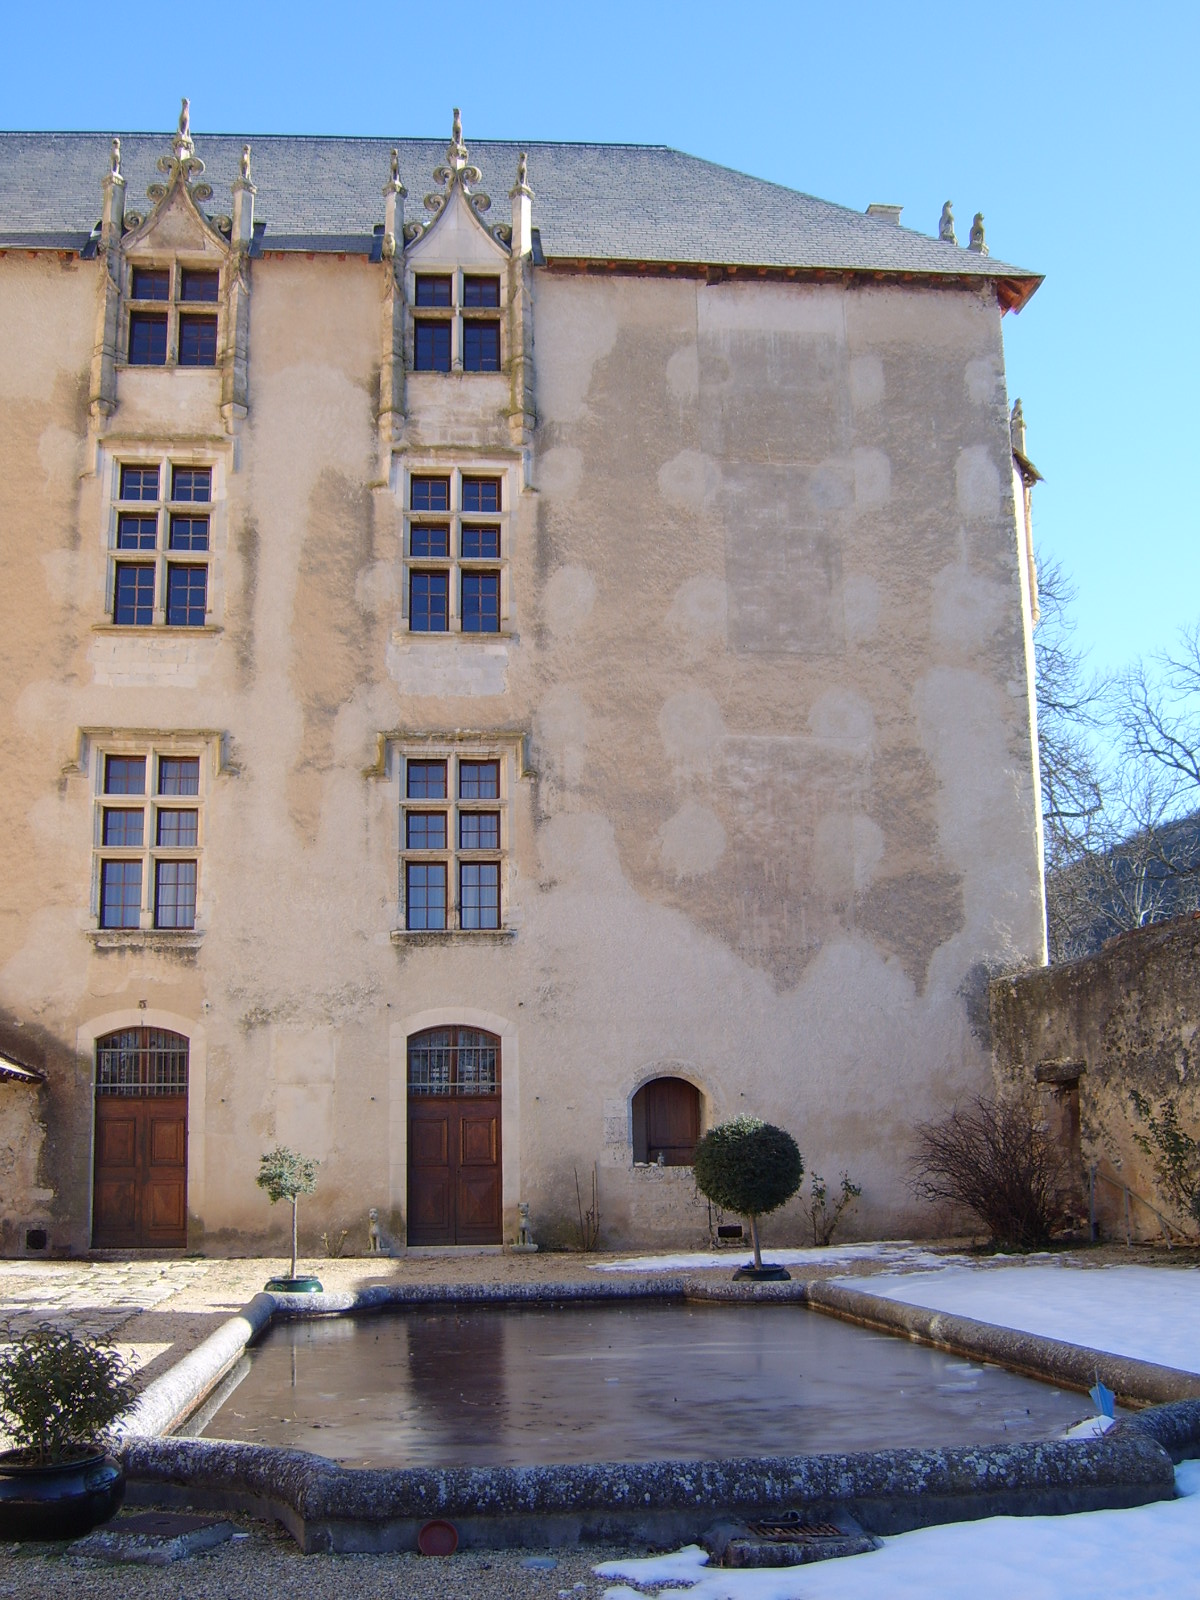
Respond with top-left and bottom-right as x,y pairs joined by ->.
256,1145 -> 319,1279
0,1324 -> 137,1465
693,1116 -> 803,1269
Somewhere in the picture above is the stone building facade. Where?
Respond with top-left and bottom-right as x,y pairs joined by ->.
0,107 -> 1045,1256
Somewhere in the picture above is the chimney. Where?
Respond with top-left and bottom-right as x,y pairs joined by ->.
865,203 -> 903,226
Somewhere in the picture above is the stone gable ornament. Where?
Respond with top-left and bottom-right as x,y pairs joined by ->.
969,212 -> 989,255
240,144 -> 252,183
938,201 -> 956,245
110,138 -> 121,178
146,95 -> 212,206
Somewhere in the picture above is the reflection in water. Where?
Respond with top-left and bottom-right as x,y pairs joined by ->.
197,1302 -> 1097,1468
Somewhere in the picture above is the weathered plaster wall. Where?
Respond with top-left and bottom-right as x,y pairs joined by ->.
990,917 -> 1200,1238
0,241 -> 1045,1255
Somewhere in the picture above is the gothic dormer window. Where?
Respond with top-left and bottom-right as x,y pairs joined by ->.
126,262 -> 220,367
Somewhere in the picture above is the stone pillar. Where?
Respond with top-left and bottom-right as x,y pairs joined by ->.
507,154 -> 535,449
90,140 -> 125,424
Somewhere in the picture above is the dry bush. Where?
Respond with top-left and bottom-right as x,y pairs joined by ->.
912,1094 -> 1070,1251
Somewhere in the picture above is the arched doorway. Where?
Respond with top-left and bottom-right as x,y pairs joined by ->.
92,1028 -> 189,1248
632,1076 -> 701,1166
407,1026 -> 501,1245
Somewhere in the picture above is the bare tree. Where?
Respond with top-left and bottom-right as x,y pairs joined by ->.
1033,556 -> 1106,870
1117,620 -> 1200,806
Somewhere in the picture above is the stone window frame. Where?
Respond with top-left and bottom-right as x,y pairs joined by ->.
98,446 -> 225,633
388,734 -> 523,942
408,268 -> 506,375
89,734 -> 216,938
401,460 -> 512,636
122,260 -> 221,370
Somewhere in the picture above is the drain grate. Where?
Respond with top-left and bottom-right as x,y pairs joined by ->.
707,1509 -> 879,1569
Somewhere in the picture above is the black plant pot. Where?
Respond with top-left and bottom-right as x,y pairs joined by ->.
264,1275 -> 323,1293
0,1449 -> 125,1541
732,1264 -> 792,1282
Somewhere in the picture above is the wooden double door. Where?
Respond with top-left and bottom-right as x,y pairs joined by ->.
92,1028 -> 189,1249
406,1026 -> 502,1246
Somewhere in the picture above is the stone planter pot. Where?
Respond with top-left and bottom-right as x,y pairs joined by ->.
0,1449 -> 125,1541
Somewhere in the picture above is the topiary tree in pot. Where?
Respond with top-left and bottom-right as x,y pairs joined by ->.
0,1323 -> 137,1539
257,1145 -> 323,1293
693,1116 -> 804,1280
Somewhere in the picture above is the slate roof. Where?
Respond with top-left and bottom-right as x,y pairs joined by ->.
0,130 -> 1040,299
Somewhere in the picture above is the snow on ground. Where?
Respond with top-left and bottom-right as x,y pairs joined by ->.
837,1261 -> 1200,1374
594,1242 -> 952,1274
594,1461 -> 1200,1599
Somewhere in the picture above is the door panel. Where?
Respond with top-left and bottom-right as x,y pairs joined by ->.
92,1095 -> 187,1248
408,1096 -> 501,1246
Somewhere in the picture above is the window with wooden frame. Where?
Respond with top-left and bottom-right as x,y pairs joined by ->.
94,744 -> 207,932
400,750 -> 506,931
126,262 -> 220,367
632,1078 -> 702,1166
411,270 -> 502,373
107,456 -> 216,628
405,468 -> 505,634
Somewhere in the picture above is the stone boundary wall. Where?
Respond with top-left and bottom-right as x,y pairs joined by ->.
989,916 -> 1200,1241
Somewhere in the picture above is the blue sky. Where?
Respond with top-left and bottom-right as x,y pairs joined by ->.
4,1 -> 1195,683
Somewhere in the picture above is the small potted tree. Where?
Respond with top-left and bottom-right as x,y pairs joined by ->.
693,1116 -> 803,1281
257,1145 -> 323,1293
0,1323 -> 136,1539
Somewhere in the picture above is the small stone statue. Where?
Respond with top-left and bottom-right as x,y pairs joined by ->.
178,97 -> 190,142
969,212 -> 988,255
367,1207 -> 385,1252
516,152 -> 528,189
511,1200 -> 538,1252
110,138 -> 121,178
938,201 -> 956,244
240,144 -> 252,182
390,148 -> 400,185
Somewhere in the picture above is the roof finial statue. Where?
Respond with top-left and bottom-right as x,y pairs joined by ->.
1010,397 -> 1026,452
511,151 -> 532,197
240,144 -> 252,182
448,106 -> 467,172
390,148 -> 400,186
938,201 -> 956,245
969,212 -> 988,255
110,138 -> 121,178
147,95 -> 211,206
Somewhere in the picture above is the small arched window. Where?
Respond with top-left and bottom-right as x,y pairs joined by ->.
632,1076 -> 701,1166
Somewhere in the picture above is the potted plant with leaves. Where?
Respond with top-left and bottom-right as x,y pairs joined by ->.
257,1145 -> 323,1293
693,1116 -> 803,1281
0,1323 -> 137,1540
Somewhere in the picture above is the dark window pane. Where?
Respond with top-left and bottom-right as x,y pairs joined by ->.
100,860 -> 142,928
117,514 -> 157,550
158,757 -> 199,796
410,523 -> 449,559
103,808 -> 144,847
460,811 -> 499,850
166,564 -> 207,625
157,808 -> 198,847
180,268 -> 219,302
155,860 -> 196,929
120,465 -> 160,501
460,862 -> 500,930
461,571 -> 500,633
410,476 -> 450,512
415,275 -> 452,307
462,276 -> 500,307
406,863 -> 447,930
408,1028 -> 453,1093
128,312 -> 168,365
410,570 -> 448,632
114,564 -> 155,624
178,315 -> 218,366
130,268 -> 169,300
461,525 -> 500,559
172,466 -> 211,503
462,321 -> 500,372
407,760 -> 447,799
169,514 -> 209,551
406,811 -> 447,850
461,477 -> 501,514
104,756 -> 146,795
455,1027 -> 499,1092
459,760 -> 500,800
414,321 -> 452,372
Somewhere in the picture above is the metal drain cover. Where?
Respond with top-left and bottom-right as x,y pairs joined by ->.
706,1510 -> 878,1568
